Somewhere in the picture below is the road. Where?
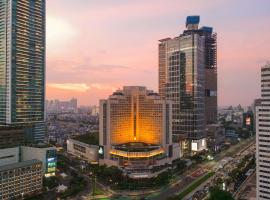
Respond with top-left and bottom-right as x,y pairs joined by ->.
187,140 -> 256,200
58,137 -> 255,200
234,170 -> 256,199
148,137 -> 255,200
59,152 -> 114,200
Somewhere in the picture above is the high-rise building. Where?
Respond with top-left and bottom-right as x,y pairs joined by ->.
0,0 -> 46,141
256,63 -> 270,200
0,126 -> 25,149
252,98 -> 262,132
46,98 -> 78,114
99,86 -> 180,178
159,16 -> 217,153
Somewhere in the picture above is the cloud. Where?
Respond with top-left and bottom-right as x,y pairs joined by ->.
46,16 -> 77,53
89,84 -> 118,91
48,83 -> 119,93
45,0 -> 270,106
48,83 -> 90,92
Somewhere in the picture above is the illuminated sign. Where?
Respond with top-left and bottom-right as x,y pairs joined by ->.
191,142 -> 198,151
48,162 -> 56,167
46,156 -> 57,176
99,146 -> 104,158
246,117 -> 251,125
132,174 -> 150,178
202,139 -> 206,147
47,158 -> 55,162
48,167 -> 56,172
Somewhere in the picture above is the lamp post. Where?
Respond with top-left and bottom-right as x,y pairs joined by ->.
90,172 -> 96,196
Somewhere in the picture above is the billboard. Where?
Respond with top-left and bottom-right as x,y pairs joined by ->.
98,146 -> 104,159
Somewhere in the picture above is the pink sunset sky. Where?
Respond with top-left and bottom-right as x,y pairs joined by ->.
46,0 -> 270,106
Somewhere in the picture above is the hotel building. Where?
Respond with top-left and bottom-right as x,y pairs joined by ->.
99,86 -> 180,178
256,63 -> 270,200
0,0 -> 46,141
158,16 -> 217,153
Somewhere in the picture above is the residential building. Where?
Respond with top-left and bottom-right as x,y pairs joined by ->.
159,16 -> 217,153
67,139 -> 98,163
0,159 -> 43,199
0,0 -> 46,141
256,63 -> 270,200
252,99 -> 262,132
99,86 -> 180,178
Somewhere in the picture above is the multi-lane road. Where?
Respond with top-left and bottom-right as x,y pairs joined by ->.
147,137 -> 255,200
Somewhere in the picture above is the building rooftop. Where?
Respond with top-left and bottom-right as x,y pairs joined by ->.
0,159 -> 41,172
186,15 -> 200,27
159,37 -> 171,42
24,143 -> 54,149
71,133 -> 99,146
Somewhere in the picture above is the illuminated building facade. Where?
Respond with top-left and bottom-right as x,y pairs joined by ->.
159,16 -> 217,153
256,63 -> 270,200
243,110 -> 254,131
0,159 -> 43,199
99,86 -> 180,178
0,0 -> 46,141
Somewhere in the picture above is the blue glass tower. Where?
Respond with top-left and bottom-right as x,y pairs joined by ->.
0,0 -> 46,141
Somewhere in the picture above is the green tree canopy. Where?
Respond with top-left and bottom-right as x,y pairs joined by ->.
209,186 -> 234,200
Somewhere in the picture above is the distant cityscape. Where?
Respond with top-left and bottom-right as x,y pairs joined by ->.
0,1 -> 269,200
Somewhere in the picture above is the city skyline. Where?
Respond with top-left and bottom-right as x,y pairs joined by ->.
0,1 -> 266,199
46,0 -> 270,106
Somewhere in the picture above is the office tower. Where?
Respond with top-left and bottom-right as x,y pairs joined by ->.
0,0 -> 46,141
99,86 -> 180,178
256,63 -> 270,200
0,126 -> 25,149
159,16 -> 217,153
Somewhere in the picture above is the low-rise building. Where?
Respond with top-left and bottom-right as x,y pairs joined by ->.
206,124 -> 225,152
0,147 -> 20,167
0,159 -> 43,199
67,139 -> 98,163
21,145 -> 57,177
0,145 -> 57,178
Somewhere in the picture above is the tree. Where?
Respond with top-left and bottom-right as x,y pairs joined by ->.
209,186 -> 234,200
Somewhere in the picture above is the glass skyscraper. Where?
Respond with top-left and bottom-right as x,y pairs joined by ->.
159,16 -> 217,153
0,0 -> 46,141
